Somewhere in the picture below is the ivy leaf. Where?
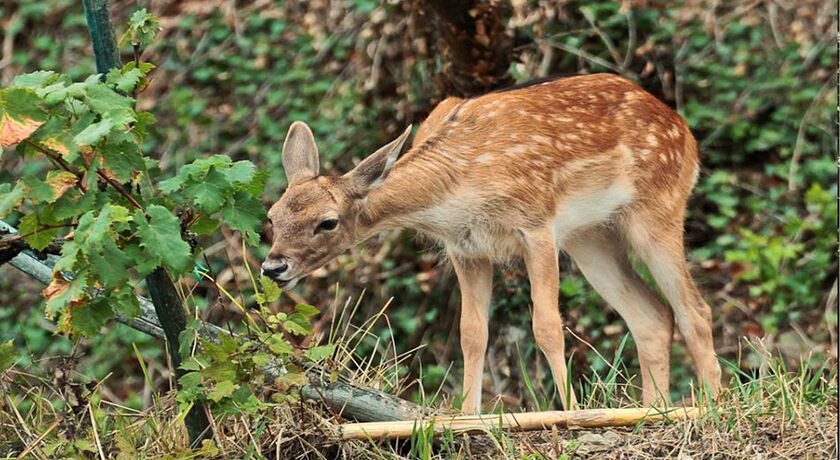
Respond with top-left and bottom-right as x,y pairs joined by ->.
304,344 -> 335,363
283,313 -> 313,336
69,297 -> 112,337
295,304 -> 320,318
184,167 -> 230,214
221,193 -> 265,246
0,340 -> 17,373
258,275 -> 281,304
135,205 -> 192,273
0,182 -> 25,218
208,380 -> 239,402
266,333 -> 293,356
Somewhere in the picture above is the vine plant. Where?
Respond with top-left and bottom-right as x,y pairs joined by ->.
0,10 -> 333,418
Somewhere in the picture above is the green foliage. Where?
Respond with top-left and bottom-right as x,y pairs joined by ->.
1,30 -> 264,338
119,8 -> 161,50
175,281 -> 334,416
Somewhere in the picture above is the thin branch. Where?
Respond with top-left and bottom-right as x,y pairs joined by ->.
23,139 -> 84,178
788,76 -> 833,192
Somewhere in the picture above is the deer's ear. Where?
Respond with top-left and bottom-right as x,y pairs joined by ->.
282,121 -> 320,186
345,125 -> 412,195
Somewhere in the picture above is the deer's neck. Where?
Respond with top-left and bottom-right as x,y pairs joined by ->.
357,149 -> 459,237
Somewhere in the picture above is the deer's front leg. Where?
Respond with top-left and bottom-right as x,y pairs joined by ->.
449,253 -> 493,415
520,228 -> 579,410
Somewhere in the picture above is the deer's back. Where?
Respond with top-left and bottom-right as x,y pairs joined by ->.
398,73 -> 699,259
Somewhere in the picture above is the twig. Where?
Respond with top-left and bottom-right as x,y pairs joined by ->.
23,139 -> 84,178
339,407 -> 701,440
15,420 -> 59,460
87,403 -> 106,460
788,76 -> 833,191
540,38 -> 623,74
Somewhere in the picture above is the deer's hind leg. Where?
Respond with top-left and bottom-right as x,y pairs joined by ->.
563,227 -> 674,405
625,211 -> 722,396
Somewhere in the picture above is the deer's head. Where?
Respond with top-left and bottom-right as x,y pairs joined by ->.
261,121 -> 412,287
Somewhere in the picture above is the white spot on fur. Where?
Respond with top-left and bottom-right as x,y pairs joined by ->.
474,152 -> 494,164
504,145 -> 529,156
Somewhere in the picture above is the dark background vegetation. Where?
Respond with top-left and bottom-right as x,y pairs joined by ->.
1,0 -> 836,410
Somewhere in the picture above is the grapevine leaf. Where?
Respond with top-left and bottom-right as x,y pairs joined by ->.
225,161 -> 256,184
157,175 -> 185,193
101,140 -> 144,182
189,214 -> 219,235
69,297 -> 112,337
0,87 -> 46,148
19,213 -> 59,251
0,182 -> 25,218
43,271 -> 87,319
51,190 -> 97,220
84,83 -> 132,114
221,193 -> 265,246
89,237 -> 132,287
73,118 -> 113,147
12,71 -> 58,88
22,176 -> 54,203
135,205 -> 192,273
184,167 -> 230,214
46,171 -> 78,202
111,289 -> 140,318
107,67 -> 144,93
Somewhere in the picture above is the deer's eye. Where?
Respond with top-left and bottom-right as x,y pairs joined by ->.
315,218 -> 339,234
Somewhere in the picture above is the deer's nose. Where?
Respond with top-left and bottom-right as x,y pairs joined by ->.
261,259 -> 289,279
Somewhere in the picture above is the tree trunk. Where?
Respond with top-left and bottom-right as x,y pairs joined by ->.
423,0 -> 515,97
81,0 -> 213,447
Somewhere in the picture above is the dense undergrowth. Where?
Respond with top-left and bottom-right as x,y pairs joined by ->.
0,0 -> 837,458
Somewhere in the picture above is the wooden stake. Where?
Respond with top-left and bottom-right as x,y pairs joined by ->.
340,407 -> 701,441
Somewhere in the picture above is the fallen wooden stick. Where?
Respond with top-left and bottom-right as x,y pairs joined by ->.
340,407 -> 701,440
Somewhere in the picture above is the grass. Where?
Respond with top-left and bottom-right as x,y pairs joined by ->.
0,277 -> 836,459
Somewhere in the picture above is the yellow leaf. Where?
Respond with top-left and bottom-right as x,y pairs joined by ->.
0,115 -> 43,148
47,171 -> 78,201
43,137 -> 70,156
42,274 -> 70,302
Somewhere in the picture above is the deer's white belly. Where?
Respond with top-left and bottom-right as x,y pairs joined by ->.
552,180 -> 635,246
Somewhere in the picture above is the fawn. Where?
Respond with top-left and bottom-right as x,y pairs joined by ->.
262,73 -> 722,413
